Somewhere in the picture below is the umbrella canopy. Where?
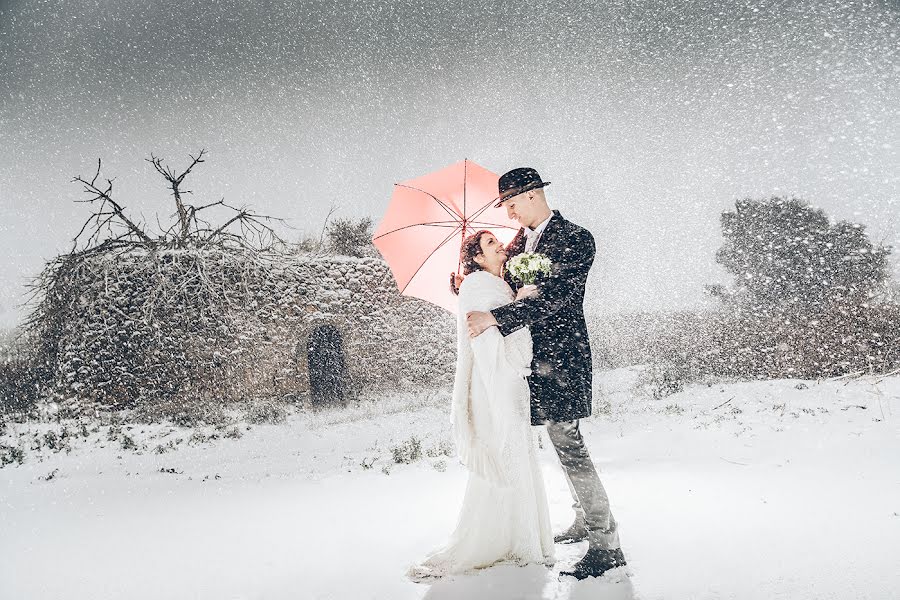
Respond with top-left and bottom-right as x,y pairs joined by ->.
373,160 -> 520,313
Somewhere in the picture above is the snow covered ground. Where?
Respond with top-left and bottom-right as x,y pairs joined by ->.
2,369 -> 899,600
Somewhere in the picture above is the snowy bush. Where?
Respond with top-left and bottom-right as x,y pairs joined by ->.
588,311 -> 708,371
638,362 -> 688,400
0,356 -> 40,415
135,397 -> 229,428
0,444 -> 25,467
325,217 -> 375,258
120,434 -> 138,451
390,435 -> 423,464
425,438 -> 454,458
245,400 -> 287,425
692,305 -> 900,379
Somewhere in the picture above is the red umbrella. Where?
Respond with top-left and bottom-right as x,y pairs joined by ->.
373,160 -> 520,313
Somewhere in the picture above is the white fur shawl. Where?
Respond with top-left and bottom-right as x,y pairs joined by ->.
451,271 -> 533,484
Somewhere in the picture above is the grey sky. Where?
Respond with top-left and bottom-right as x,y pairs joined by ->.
1,0 -> 898,328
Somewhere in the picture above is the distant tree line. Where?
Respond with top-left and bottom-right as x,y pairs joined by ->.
636,197 -> 898,392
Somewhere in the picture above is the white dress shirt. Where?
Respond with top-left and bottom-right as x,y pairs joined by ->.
524,213 -> 553,252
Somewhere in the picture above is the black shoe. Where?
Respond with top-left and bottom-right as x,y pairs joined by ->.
554,520 -> 589,544
559,547 -> 627,580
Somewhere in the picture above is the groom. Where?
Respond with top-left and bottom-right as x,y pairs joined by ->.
466,167 -> 626,580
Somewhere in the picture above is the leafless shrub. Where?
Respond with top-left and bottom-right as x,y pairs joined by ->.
245,400 -> 288,425
391,435 -> 423,464
326,217 -> 374,258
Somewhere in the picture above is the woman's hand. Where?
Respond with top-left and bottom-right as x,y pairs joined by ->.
450,272 -> 465,295
515,284 -> 538,301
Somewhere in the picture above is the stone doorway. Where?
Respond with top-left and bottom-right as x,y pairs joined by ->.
307,323 -> 348,407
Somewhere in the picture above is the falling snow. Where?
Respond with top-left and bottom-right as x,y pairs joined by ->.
1,0 -> 898,325
1,2 -> 899,599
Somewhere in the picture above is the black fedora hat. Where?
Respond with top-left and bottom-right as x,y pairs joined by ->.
494,167 -> 551,207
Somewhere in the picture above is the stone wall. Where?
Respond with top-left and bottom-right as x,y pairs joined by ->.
31,248 -> 455,413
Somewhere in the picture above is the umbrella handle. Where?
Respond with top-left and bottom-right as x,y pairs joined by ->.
450,272 -> 464,296
459,222 -> 467,274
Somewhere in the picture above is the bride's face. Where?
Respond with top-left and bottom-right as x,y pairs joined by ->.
474,233 -> 507,273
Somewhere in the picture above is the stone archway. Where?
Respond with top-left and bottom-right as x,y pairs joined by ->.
306,323 -> 348,407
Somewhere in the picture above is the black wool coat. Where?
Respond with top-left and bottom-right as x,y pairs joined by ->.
491,210 -> 595,425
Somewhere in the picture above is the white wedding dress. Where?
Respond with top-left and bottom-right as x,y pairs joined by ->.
409,270 -> 554,580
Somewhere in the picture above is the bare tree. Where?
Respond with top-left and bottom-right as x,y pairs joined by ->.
69,149 -> 287,254
25,151 -> 292,370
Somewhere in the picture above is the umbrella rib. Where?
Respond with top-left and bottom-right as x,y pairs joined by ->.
462,159 -> 467,227
372,221 -> 463,241
468,220 -> 520,230
466,195 -> 500,224
395,184 -> 461,222
399,225 -> 462,295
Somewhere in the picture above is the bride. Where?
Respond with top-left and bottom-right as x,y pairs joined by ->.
408,230 -> 555,580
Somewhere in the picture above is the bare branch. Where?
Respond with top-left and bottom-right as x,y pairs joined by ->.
319,202 -> 338,249
146,150 -> 208,244
72,160 -> 153,245
206,211 -> 249,240
175,150 -> 206,184
194,198 -> 225,212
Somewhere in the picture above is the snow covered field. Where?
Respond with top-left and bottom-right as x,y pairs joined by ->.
2,369 -> 899,600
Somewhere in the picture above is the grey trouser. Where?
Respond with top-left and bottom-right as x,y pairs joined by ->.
545,419 -> 621,550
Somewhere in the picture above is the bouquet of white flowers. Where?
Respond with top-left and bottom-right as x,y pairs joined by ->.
506,251 -> 552,285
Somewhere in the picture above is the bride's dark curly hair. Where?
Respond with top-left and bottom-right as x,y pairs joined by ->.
450,229 -> 493,296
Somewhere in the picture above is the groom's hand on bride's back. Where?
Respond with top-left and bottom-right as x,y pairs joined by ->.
466,311 -> 498,338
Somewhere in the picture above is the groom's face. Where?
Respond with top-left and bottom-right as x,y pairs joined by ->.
503,191 -> 538,228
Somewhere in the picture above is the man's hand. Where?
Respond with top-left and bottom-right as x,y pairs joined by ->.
515,284 -> 538,301
466,311 -> 498,338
